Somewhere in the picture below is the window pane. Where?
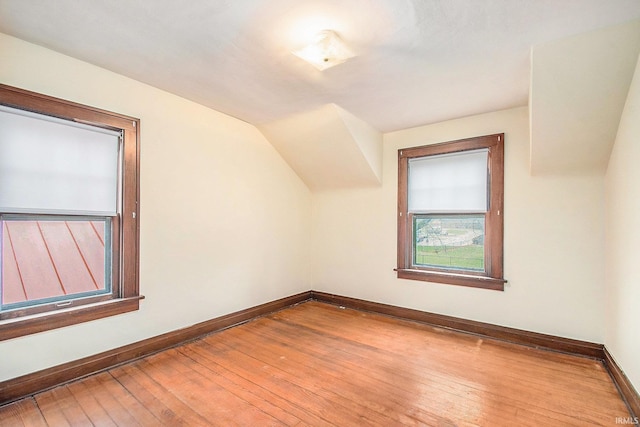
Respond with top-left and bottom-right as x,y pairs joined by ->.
0,105 -> 120,215
1,216 -> 111,308
408,149 -> 488,212
413,215 -> 485,271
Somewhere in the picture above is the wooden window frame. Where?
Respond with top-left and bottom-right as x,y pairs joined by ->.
397,134 -> 506,291
0,84 -> 142,340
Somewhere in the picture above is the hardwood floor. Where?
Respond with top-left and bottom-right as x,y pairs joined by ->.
0,301 -> 630,426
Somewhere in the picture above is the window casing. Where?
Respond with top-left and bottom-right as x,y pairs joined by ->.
0,84 -> 141,340
397,134 -> 505,290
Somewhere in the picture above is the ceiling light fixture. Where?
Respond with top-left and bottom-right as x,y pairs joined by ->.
293,30 -> 355,71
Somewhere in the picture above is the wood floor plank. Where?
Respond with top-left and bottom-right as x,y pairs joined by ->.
166,348 -> 291,426
194,338 -> 379,426
79,372 -> 157,426
1,301 -> 631,426
217,320 -> 463,426
134,349 -> 286,426
275,302 -> 628,425
35,385 -> 89,427
226,313 -> 569,426
297,302 -> 609,386
179,342 -> 334,427
0,398 -> 47,427
111,363 -> 211,426
176,346 -> 302,426
65,375 -> 119,426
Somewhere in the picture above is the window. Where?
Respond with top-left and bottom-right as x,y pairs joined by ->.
0,84 -> 141,340
397,134 -> 505,290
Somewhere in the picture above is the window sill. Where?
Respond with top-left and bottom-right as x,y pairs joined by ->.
0,296 -> 144,341
396,268 -> 506,291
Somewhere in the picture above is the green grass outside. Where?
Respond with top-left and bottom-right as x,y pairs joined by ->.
415,244 -> 484,270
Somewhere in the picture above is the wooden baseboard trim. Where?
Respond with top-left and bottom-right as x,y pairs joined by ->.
310,292 -> 640,417
0,291 -> 312,406
311,291 -> 605,359
604,347 -> 640,418
4,289 -> 638,418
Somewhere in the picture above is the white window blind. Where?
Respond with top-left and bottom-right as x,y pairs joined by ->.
0,105 -> 120,215
408,148 -> 488,212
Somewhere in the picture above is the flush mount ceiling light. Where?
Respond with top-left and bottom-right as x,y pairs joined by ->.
293,30 -> 355,71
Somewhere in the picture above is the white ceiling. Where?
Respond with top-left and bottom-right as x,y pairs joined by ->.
1,1 -> 640,132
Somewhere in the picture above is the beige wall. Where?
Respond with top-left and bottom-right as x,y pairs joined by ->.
605,52 -> 640,392
312,106 -> 606,342
0,33 -> 312,381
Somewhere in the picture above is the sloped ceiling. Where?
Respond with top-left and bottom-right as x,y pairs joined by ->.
258,104 -> 382,191
530,19 -> 640,175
